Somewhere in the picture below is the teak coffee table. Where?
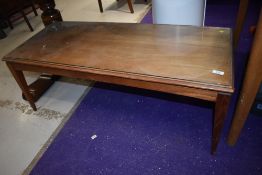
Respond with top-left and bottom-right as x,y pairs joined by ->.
2,22 -> 234,154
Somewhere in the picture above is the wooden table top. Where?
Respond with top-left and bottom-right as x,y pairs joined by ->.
3,22 -> 234,93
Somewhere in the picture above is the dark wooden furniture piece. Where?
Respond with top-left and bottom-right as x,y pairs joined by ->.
0,0 -> 38,32
228,9 -> 262,145
37,0 -> 62,26
233,0 -> 249,48
98,0 -> 134,13
2,22 -> 234,154
20,0 -> 63,102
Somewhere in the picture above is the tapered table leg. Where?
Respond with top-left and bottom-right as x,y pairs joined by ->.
21,10 -> 34,32
228,10 -> 262,146
127,0 -> 134,13
211,93 -> 231,154
98,0 -> 103,12
31,1 -> 38,16
6,63 -> 37,111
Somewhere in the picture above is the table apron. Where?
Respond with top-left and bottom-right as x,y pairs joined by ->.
8,62 -> 218,102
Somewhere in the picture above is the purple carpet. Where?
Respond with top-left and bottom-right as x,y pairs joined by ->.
30,0 -> 262,174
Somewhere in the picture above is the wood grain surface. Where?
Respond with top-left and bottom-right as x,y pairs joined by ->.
3,22 -> 233,93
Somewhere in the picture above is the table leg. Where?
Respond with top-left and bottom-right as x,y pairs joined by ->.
21,10 -> 34,32
127,0 -> 134,13
98,0 -> 103,12
6,63 -> 37,111
211,93 -> 231,154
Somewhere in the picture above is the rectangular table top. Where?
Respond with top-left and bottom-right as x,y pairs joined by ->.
3,22 -> 234,93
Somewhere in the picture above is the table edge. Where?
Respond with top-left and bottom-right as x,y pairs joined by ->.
3,57 -> 234,94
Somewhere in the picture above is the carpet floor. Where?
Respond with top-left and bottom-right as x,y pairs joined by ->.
30,0 -> 262,174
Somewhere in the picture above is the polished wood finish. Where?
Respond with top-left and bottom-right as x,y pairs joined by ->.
37,0 -> 63,26
228,9 -> 262,146
4,22 -> 234,93
3,22 -> 234,153
234,0 -> 249,48
9,61 -> 219,102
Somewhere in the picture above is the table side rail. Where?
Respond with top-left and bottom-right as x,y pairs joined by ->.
3,58 -> 234,93
6,61 -> 219,102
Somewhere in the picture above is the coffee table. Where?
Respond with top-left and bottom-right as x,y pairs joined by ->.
2,22 -> 234,154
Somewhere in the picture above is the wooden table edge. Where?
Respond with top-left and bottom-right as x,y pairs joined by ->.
3,58 -> 234,96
